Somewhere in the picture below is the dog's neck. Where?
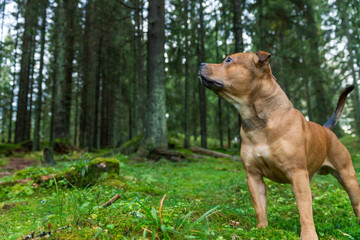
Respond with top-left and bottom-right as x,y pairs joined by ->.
234,77 -> 293,131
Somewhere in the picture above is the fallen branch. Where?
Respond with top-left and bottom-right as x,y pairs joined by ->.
189,146 -> 241,162
150,148 -> 186,162
22,225 -> 70,240
102,194 -> 121,208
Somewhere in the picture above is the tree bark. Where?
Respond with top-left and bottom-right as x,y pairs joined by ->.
8,7 -> 20,143
100,0 -> 115,148
33,0 -> 48,151
53,0 -> 77,141
94,36 -> 102,149
303,1 -> 330,124
80,0 -> 98,149
336,0 -> 360,133
43,148 -> 56,166
15,0 -> 36,143
184,0 -> 190,148
258,0 -> 264,50
25,41 -> 36,141
136,0 -> 145,134
189,146 -> 241,161
137,0 -> 167,156
198,0 -> 207,149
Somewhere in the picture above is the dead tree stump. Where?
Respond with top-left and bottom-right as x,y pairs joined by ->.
43,148 -> 56,166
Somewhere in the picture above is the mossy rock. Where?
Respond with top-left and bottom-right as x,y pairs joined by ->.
19,140 -> 33,152
62,157 -> 120,187
104,178 -> 128,190
53,138 -> 77,154
119,135 -> 143,155
0,142 -> 28,156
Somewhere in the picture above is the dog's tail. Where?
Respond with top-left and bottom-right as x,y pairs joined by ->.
323,85 -> 354,130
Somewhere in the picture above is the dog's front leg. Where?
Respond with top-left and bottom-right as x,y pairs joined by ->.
247,173 -> 268,228
291,170 -> 318,240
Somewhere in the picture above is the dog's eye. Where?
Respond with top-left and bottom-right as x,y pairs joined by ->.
225,57 -> 232,63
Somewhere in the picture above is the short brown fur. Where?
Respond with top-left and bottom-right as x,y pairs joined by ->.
199,51 -> 360,240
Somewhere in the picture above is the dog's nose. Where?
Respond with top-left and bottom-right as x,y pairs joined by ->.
200,63 -> 206,67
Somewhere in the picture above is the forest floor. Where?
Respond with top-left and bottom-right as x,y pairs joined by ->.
0,136 -> 360,239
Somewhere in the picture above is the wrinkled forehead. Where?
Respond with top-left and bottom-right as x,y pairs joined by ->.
223,52 -> 255,65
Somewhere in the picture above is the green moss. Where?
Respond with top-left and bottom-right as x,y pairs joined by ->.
62,157 -> 120,187
88,157 -> 120,175
0,157 -> 9,167
0,143 -> 23,156
54,138 -> 70,144
104,178 -> 128,190
1,151 -> 360,239
119,135 -> 143,154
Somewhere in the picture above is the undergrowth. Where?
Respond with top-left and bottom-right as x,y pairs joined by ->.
0,148 -> 359,239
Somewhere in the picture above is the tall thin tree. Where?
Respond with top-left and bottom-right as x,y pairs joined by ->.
198,0 -> 207,149
184,0 -> 190,148
15,0 -> 37,143
137,0 -> 167,155
33,0 -> 48,151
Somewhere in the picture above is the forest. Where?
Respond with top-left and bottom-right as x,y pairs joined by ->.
0,0 -> 360,239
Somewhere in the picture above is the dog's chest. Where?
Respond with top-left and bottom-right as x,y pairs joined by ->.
243,144 -> 272,162
242,141 -> 289,183
248,144 -> 271,159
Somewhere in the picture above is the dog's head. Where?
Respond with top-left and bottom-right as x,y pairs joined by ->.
198,51 -> 272,104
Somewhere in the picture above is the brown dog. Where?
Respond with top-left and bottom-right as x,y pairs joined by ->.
199,51 -> 360,240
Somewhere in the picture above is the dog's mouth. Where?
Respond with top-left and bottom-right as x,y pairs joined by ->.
199,73 -> 224,91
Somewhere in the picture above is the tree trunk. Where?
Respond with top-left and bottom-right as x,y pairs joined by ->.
43,148 -> 56,166
137,0 -> 167,156
303,1 -> 330,124
198,0 -> 207,149
15,0 -> 36,143
8,7 -> 20,143
130,40 -> 137,140
73,74 -> 80,146
337,0 -> 360,133
53,0 -> 77,141
184,0 -> 190,148
33,0 -> 48,151
0,2 -> 6,135
100,0 -> 115,148
189,146 -> 241,161
258,0 -> 264,49
94,37 -> 102,149
80,0 -> 98,150
136,0 -> 145,134
25,43 -> 36,141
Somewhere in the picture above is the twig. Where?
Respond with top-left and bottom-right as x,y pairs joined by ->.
102,194 -> 121,208
189,146 -> 241,162
116,0 -> 139,10
22,225 -> 70,240
159,194 -> 166,225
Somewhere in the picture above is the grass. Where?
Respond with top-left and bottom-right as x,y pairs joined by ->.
0,149 -> 360,239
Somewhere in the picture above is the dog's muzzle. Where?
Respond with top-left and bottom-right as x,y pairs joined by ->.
198,63 -> 224,90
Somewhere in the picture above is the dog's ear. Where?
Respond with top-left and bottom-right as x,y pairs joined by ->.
256,50 -> 271,63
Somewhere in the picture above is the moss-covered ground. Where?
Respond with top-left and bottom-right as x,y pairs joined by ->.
0,137 -> 360,239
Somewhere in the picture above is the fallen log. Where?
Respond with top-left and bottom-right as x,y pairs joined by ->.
43,148 -> 56,166
150,148 -> 186,162
102,194 -> 121,208
189,146 -> 241,162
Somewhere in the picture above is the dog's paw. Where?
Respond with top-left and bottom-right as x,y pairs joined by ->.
300,231 -> 318,240
256,221 -> 268,228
